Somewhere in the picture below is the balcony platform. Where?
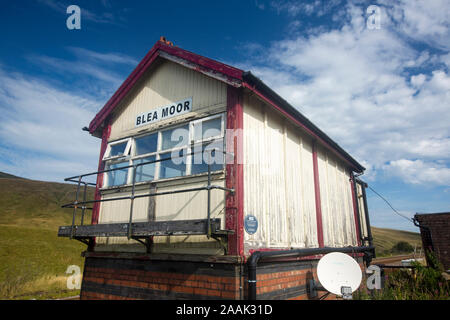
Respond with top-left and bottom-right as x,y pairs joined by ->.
58,218 -> 222,238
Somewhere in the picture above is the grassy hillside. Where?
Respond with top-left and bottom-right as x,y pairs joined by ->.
371,226 -> 422,257
0,176 -> 94,299
0,178 -> 93,229
0,172 -> 25,179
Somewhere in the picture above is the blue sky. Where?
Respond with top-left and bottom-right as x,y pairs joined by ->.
0,0 -> 449,232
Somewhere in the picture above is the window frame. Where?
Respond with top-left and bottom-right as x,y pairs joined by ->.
103,137 -> 132,161
102,113 -> 226,188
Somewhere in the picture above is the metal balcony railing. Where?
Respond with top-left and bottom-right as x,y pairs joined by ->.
58,149 -> 235,247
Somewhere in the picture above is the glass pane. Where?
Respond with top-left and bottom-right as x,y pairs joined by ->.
159,149 -> 187,179
109,141 -> 128,157
193,117 -> 221,141
135,133 -> 157,155
106,161 -> 129,187
161,125 -> 188,150
134,156 -> 156,183
191,141 -> 224,175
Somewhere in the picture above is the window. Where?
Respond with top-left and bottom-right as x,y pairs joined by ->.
103,138 -> 131,161
191,141 -> 224,175
134,156 -> 156,183
106,161 -> 129,186
161,125 -> 188,150
159,149 -> 187,179
190,114 -> 224,174
103,113 -> 225,188
135,133 -> 157,155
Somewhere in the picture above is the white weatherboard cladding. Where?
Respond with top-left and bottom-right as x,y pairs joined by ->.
317,147 -> 358,247
96,177 -> 225,253
109,59 -> 227,141
243,95 -> 318,250
96,58 -> 227,254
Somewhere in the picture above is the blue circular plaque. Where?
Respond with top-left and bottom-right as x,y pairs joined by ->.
244,215 -> 258,235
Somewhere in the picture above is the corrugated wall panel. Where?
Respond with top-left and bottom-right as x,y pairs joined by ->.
109,59 -> 227,141
243,95 -> 318,250
242,97 -> 269,248
96,177 -> 225,252
318,147 -> 358,247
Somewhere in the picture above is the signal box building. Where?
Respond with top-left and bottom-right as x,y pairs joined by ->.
59,38 -> 374,300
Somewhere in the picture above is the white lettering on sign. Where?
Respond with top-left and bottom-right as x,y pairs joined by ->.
135,97 -> 192,127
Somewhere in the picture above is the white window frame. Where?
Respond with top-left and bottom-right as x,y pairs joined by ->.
103,137 -> 132,161
101,113 -> 226,188
189,113 -> 225,145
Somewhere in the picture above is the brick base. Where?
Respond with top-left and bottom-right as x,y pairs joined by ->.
81,256 -> 243,300
80,254 -> 366,300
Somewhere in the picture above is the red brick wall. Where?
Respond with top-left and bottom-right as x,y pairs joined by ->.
252,258 -> 366,300
80,255 -> 367,300
415,213 -> 450,270
81,257 -> 242,300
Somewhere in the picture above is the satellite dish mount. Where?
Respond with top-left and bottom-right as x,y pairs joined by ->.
308,252 -> 362,300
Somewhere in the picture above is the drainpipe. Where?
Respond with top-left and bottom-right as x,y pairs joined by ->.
351,172 -> 364,246
246,245 -> 375,300
357,179 -> 374,250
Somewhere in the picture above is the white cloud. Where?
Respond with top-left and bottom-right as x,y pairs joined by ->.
30,55 -> 123,87
37,0 -> 125,25
0,68 -> 101,182
270,0 -> 342,17
383,159 -> 450,185
67,47 -> 139,66
239,1 -> 450,187
381,0 -> 450,50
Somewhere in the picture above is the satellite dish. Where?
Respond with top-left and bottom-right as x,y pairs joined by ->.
317,252 -> 362,296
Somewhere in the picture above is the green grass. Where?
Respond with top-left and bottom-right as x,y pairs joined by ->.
0,178 -> 93,229
371,226 -> 422,257
0,176 -> 94,299
0,172 -> 426,299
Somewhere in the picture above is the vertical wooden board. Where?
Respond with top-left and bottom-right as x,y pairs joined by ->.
97,188 -> 150,246
318,148 -> 333,246
285,126 -> 306,247
300,137 -> 318,247
243,96 -> 268,248
337,166 -> 351,245
317,148 -> 358,247
154,179 -> 226,223
334,163 -> 347,245
265,108 -> 289,247
243,94 -> 320,250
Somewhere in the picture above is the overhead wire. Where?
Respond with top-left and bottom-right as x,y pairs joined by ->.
366,185 -> 413,223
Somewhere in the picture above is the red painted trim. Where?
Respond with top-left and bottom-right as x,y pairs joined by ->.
89,41 -> 243,135
88,41 -> 362,174
350,176 -> 362,246
225,86 -> 244,257
91,123 -> 111,225
89,49 -> 162,134
312,143 -> 325,248
158,43 -> 243,80
242,82 -> 360,172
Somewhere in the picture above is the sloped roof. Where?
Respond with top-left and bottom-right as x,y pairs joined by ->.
89,40 -> 364,173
